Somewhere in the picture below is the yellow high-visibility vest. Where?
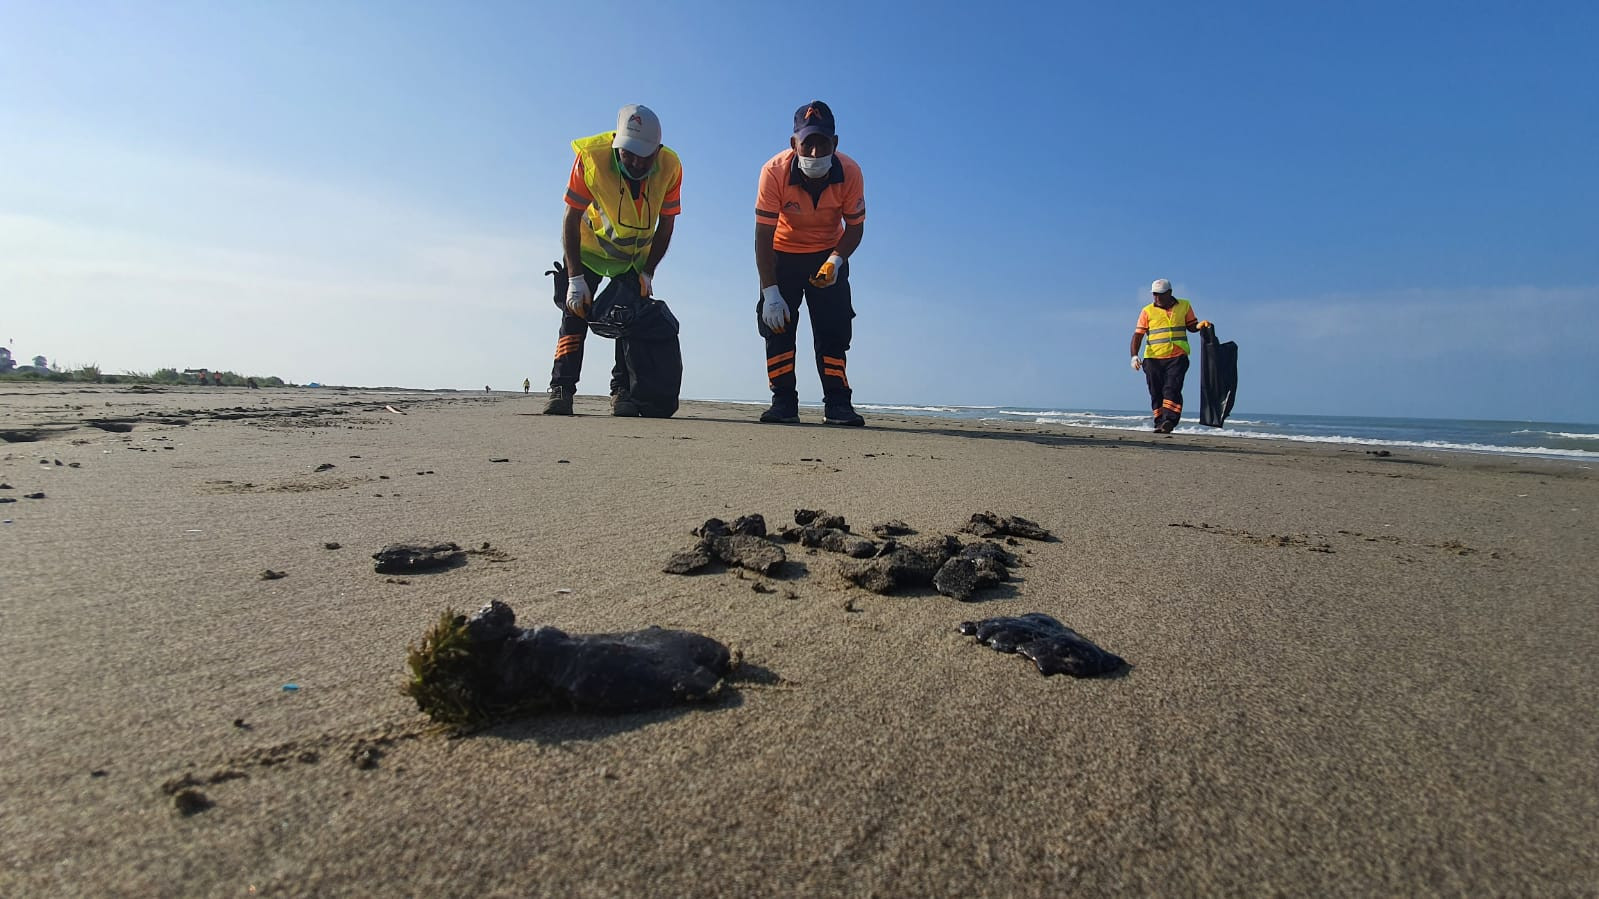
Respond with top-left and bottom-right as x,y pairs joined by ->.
1142,299 -> 1192,359
570,132 -> 681,277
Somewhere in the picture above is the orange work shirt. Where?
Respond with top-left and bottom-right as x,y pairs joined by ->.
754,149 -> 865,253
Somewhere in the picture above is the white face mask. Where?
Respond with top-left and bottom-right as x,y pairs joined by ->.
797,154 -> 833,179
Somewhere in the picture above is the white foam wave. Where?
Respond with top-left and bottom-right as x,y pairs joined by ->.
1030,419 -> 1599,459
998,409 -> 1151,422
1512,429 -> 1599,441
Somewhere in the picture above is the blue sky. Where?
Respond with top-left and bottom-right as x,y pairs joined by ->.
2,1 -> 1595,422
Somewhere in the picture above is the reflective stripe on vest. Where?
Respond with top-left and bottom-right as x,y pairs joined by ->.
1141,299 -> 1192,358
571,132 -> 681,278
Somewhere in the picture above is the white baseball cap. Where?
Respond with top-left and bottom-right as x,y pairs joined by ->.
612,104 -> 662,156
1150,279 -> 1172,295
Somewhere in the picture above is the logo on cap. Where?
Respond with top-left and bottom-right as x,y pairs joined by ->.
628,114 -> 643,126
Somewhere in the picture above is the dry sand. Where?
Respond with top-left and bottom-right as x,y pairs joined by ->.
1,382 -> 1595,896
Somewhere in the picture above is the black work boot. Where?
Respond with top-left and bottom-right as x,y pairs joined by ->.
823,400 -> 865,427
542,386 -> 574,416
759,395 -> 800,424
611,391 -> 640,417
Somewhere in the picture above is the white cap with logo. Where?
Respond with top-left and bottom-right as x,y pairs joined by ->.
1150,278 -> 1172,295
612,104 -> 662,156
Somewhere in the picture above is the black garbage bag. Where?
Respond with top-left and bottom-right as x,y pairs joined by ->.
543,265 -> 682,418
1198,325 -> 1238,428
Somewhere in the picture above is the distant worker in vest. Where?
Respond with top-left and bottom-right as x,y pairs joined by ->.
542,104 -> 682,416
1130,279 -> 1213,433
754,100 -> 867,426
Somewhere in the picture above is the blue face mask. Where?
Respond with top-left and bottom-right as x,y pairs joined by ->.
797,154 -> 833,179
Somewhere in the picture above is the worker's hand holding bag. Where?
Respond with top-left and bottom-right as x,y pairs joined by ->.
760,285 -> 790,333
566,276 -> 592,317
809,253 -> 845,288
1130,356 -> 1143,371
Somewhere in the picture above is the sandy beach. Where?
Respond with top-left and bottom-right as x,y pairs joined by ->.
1,382 -> 1594,896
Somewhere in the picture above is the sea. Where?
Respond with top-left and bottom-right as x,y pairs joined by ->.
736,402 -> 1599,462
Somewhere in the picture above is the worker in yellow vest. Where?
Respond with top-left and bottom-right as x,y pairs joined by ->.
542,104 -> 682,416
1130,279 -> 1213,433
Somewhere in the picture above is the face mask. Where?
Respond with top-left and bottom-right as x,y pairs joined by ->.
797,154 -> 833,179
615,151 -> 655,181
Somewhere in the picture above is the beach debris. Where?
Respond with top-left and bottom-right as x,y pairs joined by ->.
0,483 -> 11,489
838,535 -> 960,594
314,463 -> 335,472
958,613 -> 1125,677
281,683 -> 300,692
961,512 -> 1053,541
385,405 -> 405,414
796,526 -> 877,558
24,492 -> 45,500
233,718 -> 249,729
0,430 -> 46,443
871,519 -> 914,538
86,420 -> 135,433
931,558 -> 986,602
91,769 -> 108,778
352,746 -> 383,770
323,542 -> 341,550
553,588 -> 574,595
0,498 -> 13,504
259,569 -> 287,580
372,542 -> 466,574
557,459 -> 570,464
489,457 -> 510,463
663,543 -> 715,574
666,518 -> 788,575
1366,449 -> 1392,457
171,788 -> 213,816
404,600 -> 734,725
713,535 -> 786,575
385,578 -> 411,585
794,509 -> 847,530
692,514 -> 768,539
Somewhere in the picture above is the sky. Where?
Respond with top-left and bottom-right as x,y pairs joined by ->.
2,0 -> 1596,423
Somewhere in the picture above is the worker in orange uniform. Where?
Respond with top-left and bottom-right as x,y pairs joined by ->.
542,104 -> 682,416
1130,279 -> 1213,433
754,100 -> 866,426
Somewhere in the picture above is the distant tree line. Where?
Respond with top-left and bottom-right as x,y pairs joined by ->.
0,351 -> 288,387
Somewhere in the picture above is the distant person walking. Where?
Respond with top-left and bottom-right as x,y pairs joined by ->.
1130,279 -> 1212,433
754,100 -> 867,427
523,378 -> 531,395
541,104 -> 682,417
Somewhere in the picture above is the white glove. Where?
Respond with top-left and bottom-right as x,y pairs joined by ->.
760,285 -> 790,333
809,253 -> 845,288
1130,356 -> 1143,371
638,270 -> 653,297
565,276 -> 592,316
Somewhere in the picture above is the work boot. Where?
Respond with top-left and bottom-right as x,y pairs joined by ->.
759,397 -> 800,424
823,401 -> 865,427
542,387 -> 574,416
611,391 -> 640,417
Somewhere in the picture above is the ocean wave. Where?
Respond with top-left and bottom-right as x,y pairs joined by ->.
1512,429 -> 1599,441
853,404 -> 973,413
999,410 -> 1152,422
1034,420 -> 1599,459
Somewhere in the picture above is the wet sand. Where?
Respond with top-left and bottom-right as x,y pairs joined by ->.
1,383 -> 1595,896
